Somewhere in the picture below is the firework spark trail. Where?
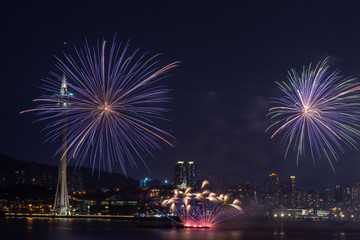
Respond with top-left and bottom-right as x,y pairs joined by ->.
267,58 -> 360,169
21,39 -> 179,175
211,212 -> 243,225
154,209 -> 180,224
161,180 -> 243,227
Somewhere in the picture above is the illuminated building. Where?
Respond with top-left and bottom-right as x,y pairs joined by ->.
140,178 -> 152,189
187,161 -> 197,188
290,176 -> 296,193
175,161 -> 186,188
355,182 -> 360,201
228,182 -> 257,206
174,161 -> 197,189
290,176 -> 296,207
267,173 -> 279,194
334,184 -> 343,203
264,173 -> 280,207
336,184 -> 358,204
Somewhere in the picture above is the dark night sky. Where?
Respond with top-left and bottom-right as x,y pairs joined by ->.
2,0 -> 360,189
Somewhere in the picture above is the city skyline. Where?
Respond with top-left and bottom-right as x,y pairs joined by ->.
2,153 -> 360,193
3,156 -> 360,220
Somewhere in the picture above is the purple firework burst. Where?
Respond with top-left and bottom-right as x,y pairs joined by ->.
22,39 -> 179,175
267,58 -> 360,169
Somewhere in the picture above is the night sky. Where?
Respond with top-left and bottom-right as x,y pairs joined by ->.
2,0 -> 360,189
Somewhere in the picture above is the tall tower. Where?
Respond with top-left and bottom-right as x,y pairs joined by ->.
53,74 -> 71,215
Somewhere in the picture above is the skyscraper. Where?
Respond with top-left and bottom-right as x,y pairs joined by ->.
290,176 -> 296,193
264,173 -> 280,207
53,74 -> 71,215
174,161 -> 197,189
266,173 -> 279,194
187,161 -> 197,188
334,184 -> 343,203
290,176 -> 296,207
175,161 -> 186,189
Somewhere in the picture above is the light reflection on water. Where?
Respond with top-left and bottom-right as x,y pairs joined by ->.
2,217 -> 360,240
160,228 -> 244,240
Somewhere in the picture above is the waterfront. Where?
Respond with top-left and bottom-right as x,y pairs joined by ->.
2,217 -> 360,240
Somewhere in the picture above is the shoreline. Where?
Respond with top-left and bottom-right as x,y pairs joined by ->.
4,212 -> 138,220
4,213 -> 360,232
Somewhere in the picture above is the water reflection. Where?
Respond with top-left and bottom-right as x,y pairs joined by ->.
160,229 -> 244,240
2,217 -> 360,240
26,217 -> 33,231
273,226 -> 286,240
333,231 -> 347,240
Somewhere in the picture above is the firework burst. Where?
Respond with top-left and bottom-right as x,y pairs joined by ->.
267,58 -> 360,169
161,181 -> 243,228
21,39 -> 179,175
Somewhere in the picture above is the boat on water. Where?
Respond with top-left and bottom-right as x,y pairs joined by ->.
137,217 -> 211,229
176,224 -> 210,229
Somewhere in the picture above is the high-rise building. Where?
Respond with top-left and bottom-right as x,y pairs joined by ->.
290,176 -> 296,207
290,176 -> 296,193
334,184 -> 343,202
266,173 -> 279,194
187,161 -> 197,188
174,161 -> 197,189
264,173 -> 280,207
355,182 -> 360,201
175,161 -> 187,189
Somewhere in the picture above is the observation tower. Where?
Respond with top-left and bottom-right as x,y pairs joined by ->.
53,74 -> 72,215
